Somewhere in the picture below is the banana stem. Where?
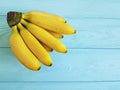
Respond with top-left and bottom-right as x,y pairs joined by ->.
7,11 -> 22,27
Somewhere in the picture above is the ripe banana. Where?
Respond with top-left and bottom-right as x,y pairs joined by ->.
21,19 -> 67,53
9,26 -> 40,70
48,31 -> 63,38
17,23 -> 52,66
7,10 -> 76,70
22,13 -> 76,34
23,10 -> 66,23
40,42 -> 53,52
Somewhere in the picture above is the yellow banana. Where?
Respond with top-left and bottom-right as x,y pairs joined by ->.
40,42 -> 53,52
23,10 -> 66,23
21,19 -> 67,53
48,31 -> 63,38
17,23 -> 52,66
22,13 -> 76,34
9,26 -> 40,70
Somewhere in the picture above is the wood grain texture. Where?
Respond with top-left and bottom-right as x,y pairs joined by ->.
0,81 -> 120,90
0,0 -> 120,89
0,0 -> 120,18
0,48 -> 120,81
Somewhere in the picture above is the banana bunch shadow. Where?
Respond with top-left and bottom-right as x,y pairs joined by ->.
7,10 -> 76,71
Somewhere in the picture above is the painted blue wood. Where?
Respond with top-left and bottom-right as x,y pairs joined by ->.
0,48 -> 120,81
0,0 -> 120,18
0,81 -> 120,90
0,0 -> 120,90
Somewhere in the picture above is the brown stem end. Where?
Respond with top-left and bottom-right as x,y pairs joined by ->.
7,11 -> 22,27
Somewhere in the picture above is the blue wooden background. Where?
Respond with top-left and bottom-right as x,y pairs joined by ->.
0,0 -> 120,89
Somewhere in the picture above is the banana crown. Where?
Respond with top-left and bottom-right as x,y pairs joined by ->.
7,11 -> 22,27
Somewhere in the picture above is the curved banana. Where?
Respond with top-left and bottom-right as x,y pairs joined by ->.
22,13 -> 76,34
9,26 -> 40,70
21,19 -> 67,53
23,10 -> 66,23
40,42 -> 53,52
48,31 -> 63,38
17,23 -> 52,66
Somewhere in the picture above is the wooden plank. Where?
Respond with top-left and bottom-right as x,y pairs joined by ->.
0,81 -> 120,90
0,48 -> 120,81
1,15 -> 120,48
0,0 -> 120,18
0,15 -> 10,47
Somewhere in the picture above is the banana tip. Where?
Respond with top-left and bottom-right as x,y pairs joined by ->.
74,30 -> 76,34
61,35 -> 64,38
49,63 -> 52,66
50,49 -> 53,52
37,67 -> 41,70
65,20 -> 67,23
64,50 -> 67,53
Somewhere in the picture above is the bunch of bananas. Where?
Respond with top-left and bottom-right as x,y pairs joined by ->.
7,10 -> 76,70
